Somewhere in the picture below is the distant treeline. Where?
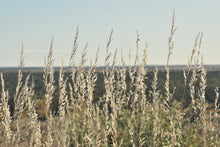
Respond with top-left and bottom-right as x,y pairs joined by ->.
1,69 -> 219,117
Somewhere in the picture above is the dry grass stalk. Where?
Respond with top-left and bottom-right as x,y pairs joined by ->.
44,38 -> 55,117
69,26 -> 79,69
165,10 -> 176,107
26,79 -> 42,147
56,60 -> 69,147
151,67 -> 160,147
13,46 -> 25,118
43,38 -> 55,147
103,30 -> 114,146
198,60 -> 208,146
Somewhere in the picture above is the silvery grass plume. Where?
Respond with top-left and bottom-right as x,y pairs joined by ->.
132,31 -> 141,109
189,45 -> 198,112
12,47 -> 39,147
69,26 -> 79,69
187,33 -> 200,75
127,48 -> 136,146
69,26 -> 78,110
113,68 -> 125,146
25,78 -> 42,147
58,59 -> 68,119
188,33 -> 203,108
131,31 -> 148,146
76,42 -> 88,101
138,42 -> 148,147
55,60 -> 69,147
127,31 -> 148,147
68,40 -> 88,146
187,33 -> 203,145
0,73 -> 12,147
165,10 -> 176,108
195,33 -> 203,68
85,47 -> 99,146
151,67 -> 160,147
77,43 -> 88,147
110,49 -> 123,147
183,33 -> 200,99
108,51 -> 120,146
105,49 -> 129,147
13,45 -> 25,118
198,59 -> 208,146
103,29 -> 113,146
128,34 -> 140,147
44,38 -> 55,147
70,45 -> 88,147
163,10 -> 183,147
86,47 -> 99,105
68,27 -> 80,146
44,38 -> 55,117
128,48 -> 136,111
119,49 -> 127,107
12,75 -> 31,147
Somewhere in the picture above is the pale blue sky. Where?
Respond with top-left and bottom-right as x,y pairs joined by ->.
0,0 -> 220,66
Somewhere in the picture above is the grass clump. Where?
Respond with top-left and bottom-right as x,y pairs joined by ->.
0,12 -> 219,147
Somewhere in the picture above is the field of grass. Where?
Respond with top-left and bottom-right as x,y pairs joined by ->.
0,13 -> 220,147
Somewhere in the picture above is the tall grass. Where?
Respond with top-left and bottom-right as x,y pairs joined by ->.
0,12 -> 219,147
